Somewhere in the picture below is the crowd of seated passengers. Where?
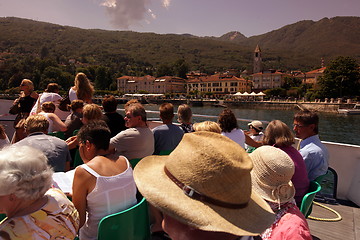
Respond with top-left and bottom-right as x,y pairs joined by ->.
2,96 -> 327,239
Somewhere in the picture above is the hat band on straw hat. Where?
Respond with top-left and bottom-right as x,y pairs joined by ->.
164,167 -> 248,209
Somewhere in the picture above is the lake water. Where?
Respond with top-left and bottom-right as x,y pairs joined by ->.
135,104 -> 360,146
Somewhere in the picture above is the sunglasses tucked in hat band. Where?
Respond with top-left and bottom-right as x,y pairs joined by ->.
134,131 -> 275,236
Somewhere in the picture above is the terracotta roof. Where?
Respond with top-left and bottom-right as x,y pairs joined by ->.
306,67 -> 326,74
187,74 -> 246,83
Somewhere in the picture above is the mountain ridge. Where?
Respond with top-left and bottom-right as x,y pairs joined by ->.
0,16 -> 360,72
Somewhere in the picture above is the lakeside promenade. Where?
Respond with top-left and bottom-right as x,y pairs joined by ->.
139,98 -> 358,113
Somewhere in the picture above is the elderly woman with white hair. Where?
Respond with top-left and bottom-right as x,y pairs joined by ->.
0,145 -> 79,239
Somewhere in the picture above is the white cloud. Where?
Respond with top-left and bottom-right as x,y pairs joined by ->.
162,0 -> 171,9
100,0 -> 171,29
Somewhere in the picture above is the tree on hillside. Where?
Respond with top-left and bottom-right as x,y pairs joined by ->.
95,66 -> 112,90
173,59 -> 189,79
282,76 -> 302,90
156,64 -> 173,77
318,56 -> 360,98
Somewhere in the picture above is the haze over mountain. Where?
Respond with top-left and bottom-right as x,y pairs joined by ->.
0,16 -> 359,72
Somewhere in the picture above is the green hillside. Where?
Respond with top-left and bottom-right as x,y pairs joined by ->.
1,16 -> 360,75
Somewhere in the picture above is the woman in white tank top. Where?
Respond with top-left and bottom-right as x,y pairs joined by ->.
72,121 -> 137,240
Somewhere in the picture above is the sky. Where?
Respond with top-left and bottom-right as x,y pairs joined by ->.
0,0 -> 360,37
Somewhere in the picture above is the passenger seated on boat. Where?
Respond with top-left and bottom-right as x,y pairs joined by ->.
249,146 -> 312,240
133,131 -> 275,240
64,100 -> 84,139
262,120 -> 310,206
177,104 -> 194,133
38,101 -> 67,133
13,115 -> 71,172
66,103 -> 103,150
218,108 -> 262,149
193,121 -> 221,133
152,103 -> 184,155
245,120 -> 264,153
0,145 -> 79,239
293,110 -> 329,181
110,103 -> 154,160
72,121 -> 137,240
30,83 -> 63,115
102,95 -> 126,137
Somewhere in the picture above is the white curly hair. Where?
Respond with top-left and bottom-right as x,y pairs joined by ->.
0,145 -> 53,200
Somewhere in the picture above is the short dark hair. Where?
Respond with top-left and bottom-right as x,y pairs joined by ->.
159,103 -> 174,121
77,120 -> 111,151
294,110 -> 319,134
218,109 -> 238,132
45,83 -> 59,93
102,95 -> 118,113
70,99 -> 84,112
41,102 -> 56,113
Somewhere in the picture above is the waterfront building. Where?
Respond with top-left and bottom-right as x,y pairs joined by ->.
186,73 -> 251,97
303,67 -> 326,85
117,75 -> 186,94
251,70 -> 291,91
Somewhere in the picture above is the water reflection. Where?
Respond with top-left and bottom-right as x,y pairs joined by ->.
137,104 -> 360,146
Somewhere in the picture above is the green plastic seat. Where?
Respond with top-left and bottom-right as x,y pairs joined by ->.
314,170 -> 329,185
159,150 -> 172,155
48,131 -> 66,140
130,158 -> 142,168
98,197 -> 150,240
0,214 -> 6,222
300,181 -> 322,218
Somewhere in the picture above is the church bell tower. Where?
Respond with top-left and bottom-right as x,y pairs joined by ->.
253,44 -> 262,73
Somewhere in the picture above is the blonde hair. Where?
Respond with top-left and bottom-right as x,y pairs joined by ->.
82,104 -> 103,122
193,121 -> 221,134
0,145 -> 53,200
74,72 -> 94,102
25,115 -> 49,133
177,104 -> 192,124
263,120 -> 295,147
124,99 -> 139,112
21,79 -> 34,92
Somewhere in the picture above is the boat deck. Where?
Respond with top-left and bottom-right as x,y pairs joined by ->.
308,201 -> 360,239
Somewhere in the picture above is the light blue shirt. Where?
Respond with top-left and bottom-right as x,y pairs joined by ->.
299,135 -> 329,181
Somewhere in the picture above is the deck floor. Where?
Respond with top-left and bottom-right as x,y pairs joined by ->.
308,201 -> 360,240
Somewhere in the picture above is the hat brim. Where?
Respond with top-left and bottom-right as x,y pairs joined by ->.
251,172 -> 296,203
134,155 -> 275,236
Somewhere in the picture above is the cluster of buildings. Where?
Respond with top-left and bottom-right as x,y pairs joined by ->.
116,45 -> 326,97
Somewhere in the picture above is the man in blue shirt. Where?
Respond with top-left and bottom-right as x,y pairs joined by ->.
293,110 -> 329,181
152,103 -> 184,155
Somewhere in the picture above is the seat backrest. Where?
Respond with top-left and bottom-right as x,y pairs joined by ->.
130,158 -> 142,168
48,131 -> 66,140
0,213 -> 6,223
159,150 -> 172,155
98,197 -> 150,240
314,170 -> 329,185
300,181 -> 322,218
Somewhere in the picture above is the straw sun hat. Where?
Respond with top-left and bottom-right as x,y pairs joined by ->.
134,131 -> 274,236
249,146 -> 295,204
